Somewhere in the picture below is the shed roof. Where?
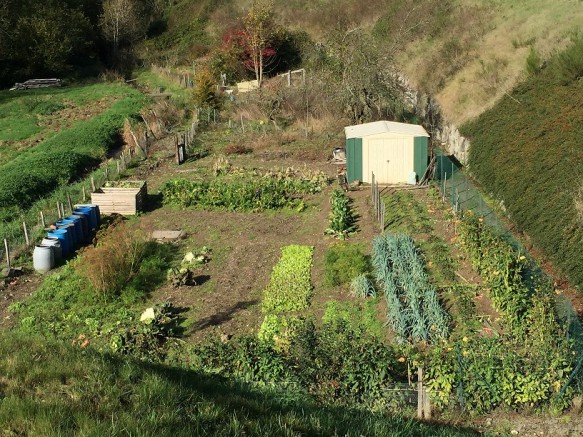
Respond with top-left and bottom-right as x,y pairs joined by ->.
345,120 -> 429,139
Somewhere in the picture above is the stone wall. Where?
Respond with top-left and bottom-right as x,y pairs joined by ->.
397,74 -> 471,163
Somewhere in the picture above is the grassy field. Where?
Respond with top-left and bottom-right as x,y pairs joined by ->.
0,83 -> 139,165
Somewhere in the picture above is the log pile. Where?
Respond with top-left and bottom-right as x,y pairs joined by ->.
10,78 -> 62,90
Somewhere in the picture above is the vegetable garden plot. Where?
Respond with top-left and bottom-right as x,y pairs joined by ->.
372,233 -> 449,343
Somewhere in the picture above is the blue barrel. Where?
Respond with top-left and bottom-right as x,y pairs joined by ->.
47,229 -> 71,256
74,204 -> 100,229
63,216 -> 83,246
69,214 -> 89,241
74,207 -> 95,231
56,220 -> 78,248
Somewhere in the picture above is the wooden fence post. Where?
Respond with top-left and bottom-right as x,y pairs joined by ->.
82,186 -> 86,202
91,176 -> 96,193
67,193 -> 73,213
23,222 -> 29,247
60,202 -> 66,219
57,202 -> 62,219
240,114 -> 245,133
40,211 -> 46,228
4,239 -> 10,269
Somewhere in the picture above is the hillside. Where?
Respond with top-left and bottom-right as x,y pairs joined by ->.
461,41 -> 583,291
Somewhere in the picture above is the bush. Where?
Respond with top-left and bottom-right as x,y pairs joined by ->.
323,243 -> 369,288
77,222 -> 148,299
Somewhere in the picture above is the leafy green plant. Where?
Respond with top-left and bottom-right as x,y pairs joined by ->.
325,190 -> 357,239
166,247 -> 211,287
262,245 -> 314,314
457,211 -> 535,333
160,177 -> 322,212
323,243 -> 369,288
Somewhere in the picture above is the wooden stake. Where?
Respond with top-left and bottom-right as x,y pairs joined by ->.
240,114 -> 244,133
417,367 -> 424,419
60,202 -> 66,219
57,202 -> 62,219
105,167 -> 109,181
91,176 -> 96,192
4,239 -> 10,269
423,388 -> 432,419
116,160 -> 121,175
40,211 -> 46,228
67,193 -> 73,213
23,222 -> 29,246
82,186 -> 86,202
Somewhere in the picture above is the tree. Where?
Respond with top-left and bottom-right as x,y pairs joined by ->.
100,0 -> 145,64
325,25 -> 402,124
242,0 -> 277,88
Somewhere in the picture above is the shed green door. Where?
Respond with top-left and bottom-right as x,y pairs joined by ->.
346,138 -> 363,183
413,136 -> 428,181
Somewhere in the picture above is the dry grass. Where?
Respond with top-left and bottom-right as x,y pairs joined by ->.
398,0 -> 583,125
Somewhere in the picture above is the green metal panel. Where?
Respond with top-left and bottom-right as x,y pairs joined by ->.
346,137 -> 362,182
413,136 -> 428,182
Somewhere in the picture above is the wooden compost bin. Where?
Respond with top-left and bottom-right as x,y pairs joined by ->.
91,181 -> 147,215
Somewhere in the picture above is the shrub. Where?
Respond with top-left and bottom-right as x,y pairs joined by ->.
77,222 -> 147,299
323,243 -> 369,288
224,143 -> 252,155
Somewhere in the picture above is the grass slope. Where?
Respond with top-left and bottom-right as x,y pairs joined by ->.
0,84 -> 144,210
462,47 -> 583,290
0,333 -> 478,436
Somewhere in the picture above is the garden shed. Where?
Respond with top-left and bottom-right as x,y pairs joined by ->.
344,120 -> 429,184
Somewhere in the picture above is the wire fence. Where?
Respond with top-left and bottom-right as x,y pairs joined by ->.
432,147 -> 583,392
0,151 -> 136,271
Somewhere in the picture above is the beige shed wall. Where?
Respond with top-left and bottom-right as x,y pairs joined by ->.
361,133 -> 415,184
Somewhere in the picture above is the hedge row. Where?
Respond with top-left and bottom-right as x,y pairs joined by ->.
462,41 -> 583,291
0,91 -> 144,210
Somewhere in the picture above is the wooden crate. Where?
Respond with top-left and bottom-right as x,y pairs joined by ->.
91,181 -> 147,215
